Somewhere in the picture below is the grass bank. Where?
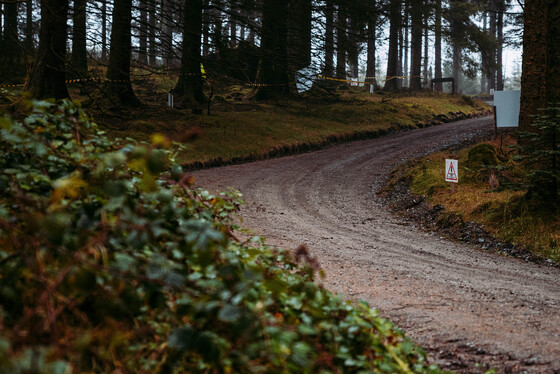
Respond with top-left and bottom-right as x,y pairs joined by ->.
397,136 -> 560,263
95,89 -> 490,168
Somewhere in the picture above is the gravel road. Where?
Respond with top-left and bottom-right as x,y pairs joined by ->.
193,117 -> 560,373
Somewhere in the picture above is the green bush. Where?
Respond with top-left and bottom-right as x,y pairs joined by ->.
464,144 -> 500,183
0,100 -> 440,373
516,106 -> 560,205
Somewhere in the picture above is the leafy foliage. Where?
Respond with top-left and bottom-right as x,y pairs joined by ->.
0,100 -> 440,373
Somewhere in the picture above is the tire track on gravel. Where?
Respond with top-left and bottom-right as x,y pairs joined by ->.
193,117 -> 560,373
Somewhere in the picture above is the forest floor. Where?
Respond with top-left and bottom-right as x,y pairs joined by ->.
192,116 -> 560,373
384,137 -> 560,264
85,84 -> 489,166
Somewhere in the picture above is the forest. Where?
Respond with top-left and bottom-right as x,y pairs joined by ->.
0,0 -> 524,104
2,0 -> 560,372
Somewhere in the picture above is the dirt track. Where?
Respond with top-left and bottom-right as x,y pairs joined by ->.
193,117 -> 560,373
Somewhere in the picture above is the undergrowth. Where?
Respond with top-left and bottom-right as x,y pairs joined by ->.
85,84 -> 488,166
400,135 -> 560,263
0,99 -> 441,373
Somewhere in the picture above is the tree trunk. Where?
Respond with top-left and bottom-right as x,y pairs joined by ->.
384,0 -> 400,91
104,0 -> 140,106
256,0 -> 289,99
520,0 -> 552,130
434,0 -> 442,91
409,0 -> 422,91
324,0 -> 335,77
347,16 -> 360,80
229,9 -> 237,47
247,10 -> 256,44
71,0 -> 88,77
202,0 -> 210,56
288,0 -> 312,71
481,11 -> 487,94
452,44 -> 461,94
161,0 -> 174,67
365,1 -> 377,88
519,0 -> 560,202
148,0 -> 157,65
172,0 -> 206,106
24,0 -> 34,55
423,11 -> 429,88
212,0 -> 223,55
28,0 -> 70,99
101,0 -> 108,61
335,3 -> 347,80
496,0 -> 504,90
397,10 -> 404,89
138,0 -> 149,64
402,0 -> 409,88
3,0 -> 21,70
488,0 -> 496,91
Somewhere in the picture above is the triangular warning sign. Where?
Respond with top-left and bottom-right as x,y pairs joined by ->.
446,162 -> 458,181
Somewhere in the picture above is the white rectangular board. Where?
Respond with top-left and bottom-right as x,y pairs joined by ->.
445,159 -> 459,183
494,90 -> 521,128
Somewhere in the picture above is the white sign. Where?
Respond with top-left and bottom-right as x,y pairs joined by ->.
494,90 -> 521,128
490,88 -> 495,96
445,159 -> 458,183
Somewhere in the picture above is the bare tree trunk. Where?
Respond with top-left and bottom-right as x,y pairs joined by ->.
24,0 -> 34,55
409,0 -> 422,91
397,0 -> 410,87
247,10 -> 256,44
3,0 -> 21,69
423,11 -> 429,88
336,3 -> 347,80
452,44 -> 461,94
397,11 -> 404,88
173,0 -> 205,106
488,0 -> 496,91
161,0 -> 174,67
347,16 -> 359,80
71,0 -> 88,77
104,0 -> 141,106
212,0 -> 223,54
148,0 -> 157,65
229,9 -> 237,47
202,0 -> 210,56
324,0 -> 334,77
496,0 -> 504,90
28,0 -> 70,99
101,0 -> 108,61
138,0 -> 148,64
384,0 -> 401,91
481,11 -> 487,94
288,0 -> 312,71
365,1 -> 377,88
256,0 -> 289,99
434,0 -> 442,91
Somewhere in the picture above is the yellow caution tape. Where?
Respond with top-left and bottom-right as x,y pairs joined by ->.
316,75 -> 368,84
316,74 -> 421,84
0,77 -> 131,88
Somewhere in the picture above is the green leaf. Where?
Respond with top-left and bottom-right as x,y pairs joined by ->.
218,304 -> 243,323
0,116 -> 12,130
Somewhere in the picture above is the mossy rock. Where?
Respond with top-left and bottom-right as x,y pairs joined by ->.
466,144 -> 499,169
465,144 -> 500,182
